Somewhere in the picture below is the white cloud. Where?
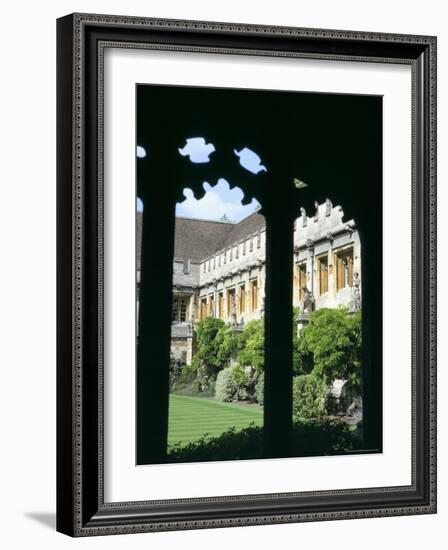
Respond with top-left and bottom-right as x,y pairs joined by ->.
176,179 -> 260,222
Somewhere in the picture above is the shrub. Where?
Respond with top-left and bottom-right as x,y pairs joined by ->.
167,419 -> 354,463
255,371 -> 264,405
293,374 -> 328,419
215,365 -> 250,402
169,354 -> 183,389
237,319 -> 264,372
215,323 -> 236,367
234,364 -> 253,401
231,365 -> 250,391
215,368 -> 238,402
297,308 -> 362,391
236,313 -> 308,375
170,365 -> 201,395
193,317 -> 236,387
195,364 -> 213,392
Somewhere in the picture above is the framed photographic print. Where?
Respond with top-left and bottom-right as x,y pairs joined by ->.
56,13 -> 437,536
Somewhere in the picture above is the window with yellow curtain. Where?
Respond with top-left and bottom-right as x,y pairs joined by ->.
238,284 -> 245,314
227,288 -> 235,317
318,254 -> 329,295
297,262 -> 307,301
217,292 -> 223,318
336,248 -> 354,290
250,279 -> 258,311
199,298 -> 207,320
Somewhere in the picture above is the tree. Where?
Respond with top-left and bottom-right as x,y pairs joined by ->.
193,317 -> 235,386
236,313 -> 306,375
292,307 -> 312,375
297,308 -> 362,390
215,323 -> 236,367
169,353 -> 183,389
292,374 -> 328,419
236,319 -> 264,372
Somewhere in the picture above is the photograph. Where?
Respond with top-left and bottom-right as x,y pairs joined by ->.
55,11 -> 436,536
135,84 -> 381,465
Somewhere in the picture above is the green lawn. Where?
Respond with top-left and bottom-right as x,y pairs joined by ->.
168,394 -> 263,448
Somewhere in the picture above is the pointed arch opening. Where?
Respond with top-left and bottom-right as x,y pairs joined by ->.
165,180 -> 266,453
292,199 -> 364,450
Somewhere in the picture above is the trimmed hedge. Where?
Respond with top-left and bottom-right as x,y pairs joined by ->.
167,418 -> 354,463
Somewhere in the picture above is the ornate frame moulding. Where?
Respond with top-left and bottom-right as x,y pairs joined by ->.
57,12 -> 436,537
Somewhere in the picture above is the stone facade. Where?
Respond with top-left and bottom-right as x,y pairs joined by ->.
137,200 -> 361,364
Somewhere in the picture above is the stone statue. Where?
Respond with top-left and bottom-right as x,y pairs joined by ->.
350,272 -> 361,311
300,286 -> 315,316
231,297 -> 238,326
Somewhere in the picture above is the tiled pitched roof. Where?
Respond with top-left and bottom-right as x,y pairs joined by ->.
136,211 -> 265,266
218,211 -> 265,250
172,217 -> 234,262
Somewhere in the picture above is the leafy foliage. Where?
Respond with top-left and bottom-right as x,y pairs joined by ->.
215,368 -> 238,402
171,365 -> 216,397
297,308 -> 362,391
231,364 -> 250,388
215,323 -> 236,367
236,312 -> 311,375
292,307 -> 311,375
193,317 -> 236,388
292,374 -> 328,419
215,365 -> 251,402
167,419 -> 354,463
255,371 -> 264,405
236,319 -> 264,372
169,353 -> 184,389
186,307 -> 361,407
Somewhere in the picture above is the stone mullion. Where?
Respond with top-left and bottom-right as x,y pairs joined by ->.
258,263 -> 265,314
136,169 -> 176,464
328,245 -> 336,298
243,270 -> 250,317
263,209 -> 294,459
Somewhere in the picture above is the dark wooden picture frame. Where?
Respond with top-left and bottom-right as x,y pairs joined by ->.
57,13 -> 437,537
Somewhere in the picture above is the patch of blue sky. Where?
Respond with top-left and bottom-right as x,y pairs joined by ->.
234,147 -> 267,174
136,139 -> 266,218
175,179 -> 260,222
136,145 -> 147,158
178,137 -> 215,164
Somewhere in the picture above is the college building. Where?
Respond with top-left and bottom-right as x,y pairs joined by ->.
137,199 -> 361,364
